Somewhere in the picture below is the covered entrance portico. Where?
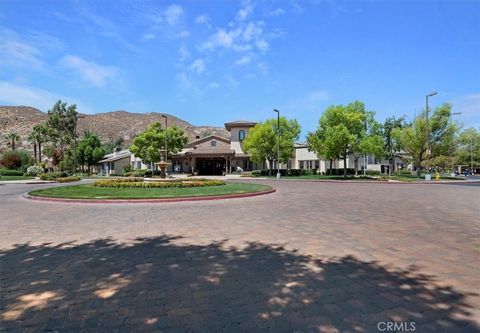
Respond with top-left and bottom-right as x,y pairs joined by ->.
196,157 -> 226,175
185,147 -> 235,175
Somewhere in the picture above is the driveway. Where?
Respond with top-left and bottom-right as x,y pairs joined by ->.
1,180 -> 479,332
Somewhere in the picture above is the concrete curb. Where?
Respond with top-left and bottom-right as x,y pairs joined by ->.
22,187 -> 276,204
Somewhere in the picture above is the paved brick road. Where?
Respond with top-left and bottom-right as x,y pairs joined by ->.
1,180 -> 479,332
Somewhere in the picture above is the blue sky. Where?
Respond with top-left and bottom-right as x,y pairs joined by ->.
1,0 -> 479,139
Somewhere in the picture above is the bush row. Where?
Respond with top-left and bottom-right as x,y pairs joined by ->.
95,179 -> 225,188
0,168 -> 24,176
251,169 -> 318,177
39,171 -> 72,181
57,176 -> 82,183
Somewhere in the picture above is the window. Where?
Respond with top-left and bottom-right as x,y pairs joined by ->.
239,130 -> 245,141
211,140 -> 217,147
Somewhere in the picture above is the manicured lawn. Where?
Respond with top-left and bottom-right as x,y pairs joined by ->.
28,182 -> 272,199
0,175 -> 35,181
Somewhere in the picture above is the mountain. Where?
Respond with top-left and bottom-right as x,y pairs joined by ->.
0,106 -> 229,152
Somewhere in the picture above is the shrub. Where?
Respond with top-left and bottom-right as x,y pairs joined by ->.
94,178 -> 225,188
57,176 -> 81,183
144,170 -> 161,177
365,170 -> 381,176
0,150 -> 33,169
39,171 -> 69,181
26,165 -> 44,176
0,169 -> 24,176
326,168 -> 355,176
251,169 -> 318,177
132,170 -> 147,177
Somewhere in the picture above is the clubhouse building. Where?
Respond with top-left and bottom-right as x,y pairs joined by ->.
99,119 -> 404,176
99,120 -> 264,176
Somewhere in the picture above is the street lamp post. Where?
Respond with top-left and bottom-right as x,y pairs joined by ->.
273,109 -> 280,180
73,115 -> 85,174
450,112 -> 461,175
425,91 -> 438,180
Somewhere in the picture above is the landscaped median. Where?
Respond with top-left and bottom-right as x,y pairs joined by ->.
25,178 -> 275,203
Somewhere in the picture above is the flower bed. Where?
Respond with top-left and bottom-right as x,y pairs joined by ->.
94,178 -> 225,188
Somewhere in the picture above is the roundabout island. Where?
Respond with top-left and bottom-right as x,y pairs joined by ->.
25,178 -> 275,203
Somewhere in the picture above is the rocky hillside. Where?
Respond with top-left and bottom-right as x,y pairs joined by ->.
0,106 -> 229,151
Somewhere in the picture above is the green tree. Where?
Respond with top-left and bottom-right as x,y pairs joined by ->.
45,100 -> 78,164
31,124 -> 48,163
382,116 -> 407,174
130,122 -> 188,165
76,131 -> 105,173
456,128 -> 480,171
102,137 -> 125,154
351,112 -> 384,175
308,101 -> 371,177
393,103 -> 456,177
243,117 -> 301,173
5,132 -> 20,151
27,133 -> 38,162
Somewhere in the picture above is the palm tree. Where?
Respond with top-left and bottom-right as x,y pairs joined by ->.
27,133 -> 38,161
32,125 -> 48,163
5,132 -> 20,150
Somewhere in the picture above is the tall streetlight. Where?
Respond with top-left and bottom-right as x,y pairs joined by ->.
425,91 -> 438,180
161,114 -> 168,165
73,115 -> 85,174
273,109 -> 281,179
449,112 -> 461,175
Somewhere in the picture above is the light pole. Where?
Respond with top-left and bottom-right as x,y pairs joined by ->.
73,115 -> 85,174
273,109 -> 280,179
449,112 -> 461,175
425,91 -> 438,180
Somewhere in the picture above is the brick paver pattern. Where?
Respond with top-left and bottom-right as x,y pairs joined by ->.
1,180 -> 479,332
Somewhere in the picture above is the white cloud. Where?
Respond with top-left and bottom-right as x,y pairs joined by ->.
200,21 -> 269,53
452,93 -> 480,128
0,29 -> 44,69
142,33 -> 156,41
178,45 -> 190,62
235,55 -> 252,66
164,4 -> 184,25
174,30 -> 190,39
226,75 -> 239,88
308,89 -> 330,103
60,55 -> 117,88
207,82 -> 220,89
266,8 -> 285,17
257,62 -> 268,76
189,59 -> 206,74
0,81 -> 92,113
195,14 -> 211,28
176,72 -> 192,87
237,1 -> 254,21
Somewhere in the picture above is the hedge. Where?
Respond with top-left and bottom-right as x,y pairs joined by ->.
95,178 -> 225,188
365,170 -> 381,175
0,169 -> 24,176
251,169 -> 317,177
57,176 -> 82,183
